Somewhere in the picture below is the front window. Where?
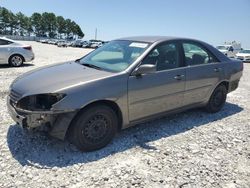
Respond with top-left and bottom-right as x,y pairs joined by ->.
217,46 -> 228,50
79,40 -> 150,72
0,39 -> 13,45
142,42 -> 180,71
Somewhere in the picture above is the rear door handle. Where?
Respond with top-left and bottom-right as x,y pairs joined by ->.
174,75 -> 185,80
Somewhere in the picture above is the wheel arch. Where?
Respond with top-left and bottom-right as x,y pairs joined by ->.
66,99 -> 123,138
216,80 -> 229,92
205,80 -> 228,113
8,53 -> 25,63
204,80 -> 229,105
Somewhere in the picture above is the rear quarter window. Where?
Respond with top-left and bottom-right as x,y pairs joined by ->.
0,39 -> 13,45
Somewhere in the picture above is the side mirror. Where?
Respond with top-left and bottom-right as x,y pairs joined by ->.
131,64 -> 156,76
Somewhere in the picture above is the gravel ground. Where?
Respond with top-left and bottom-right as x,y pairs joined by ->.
0,42 -> 249,188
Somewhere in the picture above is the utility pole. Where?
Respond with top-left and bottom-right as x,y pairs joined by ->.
95,28 -> 97,40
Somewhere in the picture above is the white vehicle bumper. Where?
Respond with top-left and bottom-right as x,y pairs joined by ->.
236,56 -> 250,62
23,51 -> 35,62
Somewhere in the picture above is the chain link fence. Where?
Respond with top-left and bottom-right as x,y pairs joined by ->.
0,35 -> 46,41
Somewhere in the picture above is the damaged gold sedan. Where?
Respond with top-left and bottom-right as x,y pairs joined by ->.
7,36 -> 243,151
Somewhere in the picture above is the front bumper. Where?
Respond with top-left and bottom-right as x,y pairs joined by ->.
7,96 -> 76,140
7,99 -> 26,127
7,96 -> 56,129
236,57 -> 250,62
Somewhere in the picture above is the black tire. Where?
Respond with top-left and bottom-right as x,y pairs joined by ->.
206,85 -> 227,113
68,105 -> 118,151
8,54 -> 24,67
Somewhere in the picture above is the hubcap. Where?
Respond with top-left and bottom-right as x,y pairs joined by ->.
11,56 -> 22,66
82,114 -> 109,143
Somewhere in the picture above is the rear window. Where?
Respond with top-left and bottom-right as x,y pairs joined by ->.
0,39 -> 13,45
183,42 -> 217,66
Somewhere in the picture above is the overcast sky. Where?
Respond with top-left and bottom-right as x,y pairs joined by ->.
1,0 -> 250,48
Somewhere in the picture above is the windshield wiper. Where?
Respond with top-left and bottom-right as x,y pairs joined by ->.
81,63 -> 103,70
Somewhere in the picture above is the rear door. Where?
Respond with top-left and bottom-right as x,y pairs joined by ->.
128,41 -> 186,121
181,41 -> 224,106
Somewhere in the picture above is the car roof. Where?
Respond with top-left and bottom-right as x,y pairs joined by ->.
117,36 -> 230,62
116,36 -> 195,43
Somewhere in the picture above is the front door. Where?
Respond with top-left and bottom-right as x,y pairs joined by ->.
0,39 -> 11,64
128,42 -> 186,121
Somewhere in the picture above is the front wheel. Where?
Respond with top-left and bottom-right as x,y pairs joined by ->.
68,105 -> 118,151
206,85 -> 227,113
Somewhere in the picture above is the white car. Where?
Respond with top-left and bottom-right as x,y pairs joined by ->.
90,41 -> 103,49
236,49 -> 250,62
57,40 -> 67,47
216,42 -> 241,58
0,37 -> 35,67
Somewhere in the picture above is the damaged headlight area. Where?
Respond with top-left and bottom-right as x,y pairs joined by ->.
16,93 -> 66,111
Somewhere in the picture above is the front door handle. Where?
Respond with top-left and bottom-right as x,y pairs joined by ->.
214,68 -> 221,72
174,75 -> 184,80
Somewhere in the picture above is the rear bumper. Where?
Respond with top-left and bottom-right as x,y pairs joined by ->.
23,51 -> 35,62
228,79 -> 240,93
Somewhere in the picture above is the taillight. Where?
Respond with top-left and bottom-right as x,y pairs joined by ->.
23,46 -> 32,51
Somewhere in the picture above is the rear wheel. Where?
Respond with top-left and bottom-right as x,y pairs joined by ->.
68,105 -> 118,151
9,54 -> 24,67
206,85 -> 227,113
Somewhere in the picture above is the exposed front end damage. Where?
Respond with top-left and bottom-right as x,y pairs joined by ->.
7,90 -> 77,140
6,62 -> 126,142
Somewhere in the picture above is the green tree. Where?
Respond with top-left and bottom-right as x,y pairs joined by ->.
31,12 -> 45,36
0,7 -> 16,34
26,17 -> 33,36
1,7 -> 84,38
16,12 -> 27,35
64,18 -> 72,37
0,7 -> 4,33
9,11 -> 17,35
42,12 -> 57,38
56,16 -> 66,37
75,24 -> 84,38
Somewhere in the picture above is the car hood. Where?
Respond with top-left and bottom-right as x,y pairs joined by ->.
11,62 -> 114,96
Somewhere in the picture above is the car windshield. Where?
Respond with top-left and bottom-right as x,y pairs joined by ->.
217,46 -> 228,50
79,40 -> 150,72
240,50 -> 250,54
